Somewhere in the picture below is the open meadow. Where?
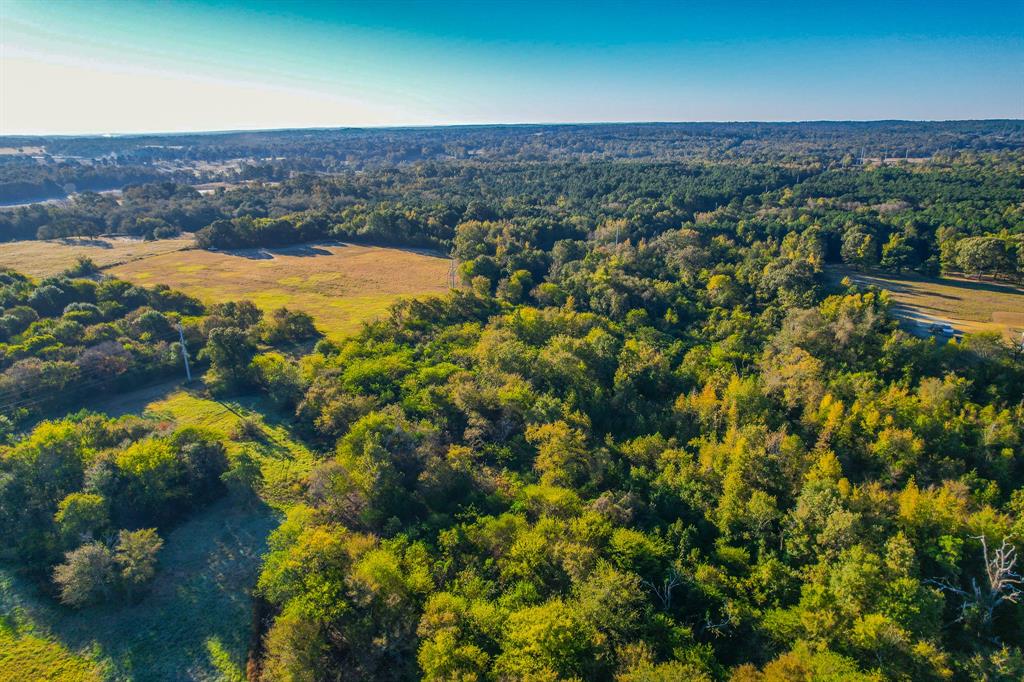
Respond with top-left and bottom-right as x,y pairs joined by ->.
0,236 -> 447,677
831,266 -> 1024,341
0,237 -> 452,341
108,242 -> 451,340
0,236 -> 194,278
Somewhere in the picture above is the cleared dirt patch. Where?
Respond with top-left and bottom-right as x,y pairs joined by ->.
0,236 -> 194,278
830,266 -> 1024,340
0,146 -> 44,155
108,242 -> 451,340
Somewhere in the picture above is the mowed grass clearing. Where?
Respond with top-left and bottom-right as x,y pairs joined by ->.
830,266 -> 1024,339
143,388 -> 318,509
109,242 -> 451,340
0,619 -> 100,682
0,388 -> 318,681
0,501 -> 271,682
0,236 -> 194,278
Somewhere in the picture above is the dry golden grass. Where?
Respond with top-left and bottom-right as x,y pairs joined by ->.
0,236 -> 450,340
831,266 -> 1024,340
109,242 -> 451,340
0,236 -> 194,278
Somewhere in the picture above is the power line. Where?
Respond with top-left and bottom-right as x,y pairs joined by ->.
0,323 -> 323,417
0,350 -> 197,411
178,323 -> 192,382
0,329 -> 193,411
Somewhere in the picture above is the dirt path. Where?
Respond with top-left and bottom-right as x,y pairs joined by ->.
84,376 -> 192,418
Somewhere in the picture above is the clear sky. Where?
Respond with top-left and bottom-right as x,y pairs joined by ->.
1,0 -> 1021,134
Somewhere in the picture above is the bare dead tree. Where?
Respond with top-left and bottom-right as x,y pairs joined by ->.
642,569 -> 682,611
980,535 -> 1023,614
927,535 -> 1022,632
701,612 -> 733,638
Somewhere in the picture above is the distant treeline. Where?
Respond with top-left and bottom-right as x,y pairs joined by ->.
0,157 -> 176,205
0,181 -> 219,240
2,161 -> 793,245
4,154 -> 1022,284
4,120 -> 1023,168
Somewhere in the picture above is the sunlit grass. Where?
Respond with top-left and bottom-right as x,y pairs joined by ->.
146,390 -> 318,509
205,636 -> 246,682
0,236 -> 194,278
830,266 -> 1024,339
0,617 -> 101,682
0,238 -> 450,340
108,242 -> 451,341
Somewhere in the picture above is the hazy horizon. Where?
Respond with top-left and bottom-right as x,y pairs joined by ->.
2,0 -> 1022,135
3,118 -> 1023,141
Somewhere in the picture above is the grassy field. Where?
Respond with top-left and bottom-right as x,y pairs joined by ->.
0,618 -> 100,682
0,388 -> 317,681
108,242 -> 451,340
831,267 -> 1024,340
0,237 -> 445,677
0,238 -> 450,340
0,236 -> 194,278
1,501 -> 272,682
143,389 -> 317,510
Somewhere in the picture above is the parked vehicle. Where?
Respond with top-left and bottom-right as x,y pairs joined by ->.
927,322 -> 955,336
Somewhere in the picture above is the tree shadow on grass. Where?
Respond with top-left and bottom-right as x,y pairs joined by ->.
858,277 -> 963,301
1,497 -> 278,682
57,237 -> 114,249
86,377 -> 188,420
264,244 -> 333,258
228,249 -> 274,261
226,243 -> 334,260
219,240 -> 449,261
849,270 -> 1024,298
921,276 -> 1024,297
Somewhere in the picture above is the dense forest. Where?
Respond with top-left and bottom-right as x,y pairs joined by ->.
1,122 -> 1023,681
0,156 -> 180,206
5,121 -> 1024,168
2,120 -> 1022,206
3,154 -> 1023,285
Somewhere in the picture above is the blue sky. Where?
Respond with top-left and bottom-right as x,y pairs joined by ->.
1,0 -> 1021,134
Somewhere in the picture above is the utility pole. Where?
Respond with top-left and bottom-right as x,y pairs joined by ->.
177,323 -> 192,382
